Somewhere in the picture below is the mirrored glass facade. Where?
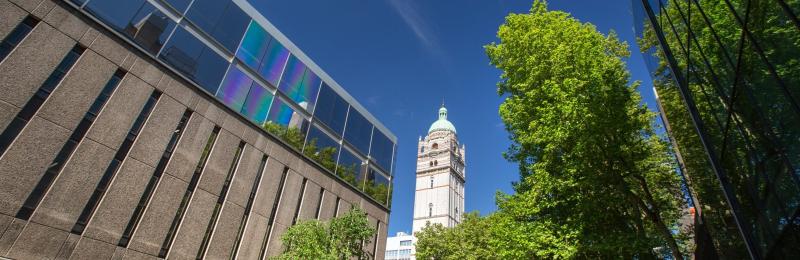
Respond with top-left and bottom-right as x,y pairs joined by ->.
633,0 -> 800,258
68,0 -> 395,206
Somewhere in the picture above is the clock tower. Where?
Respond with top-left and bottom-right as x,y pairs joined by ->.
411,106 -> 465,233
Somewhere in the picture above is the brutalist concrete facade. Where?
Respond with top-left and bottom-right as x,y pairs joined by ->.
0,0 -> 389,259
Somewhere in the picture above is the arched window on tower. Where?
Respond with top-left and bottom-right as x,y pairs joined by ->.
434,160 -> 438,166
420,146 -> 424,153
429,203 -> 433,217
430,176 -> 434,188
429,161 -> 433,167
432,143 -> 438,150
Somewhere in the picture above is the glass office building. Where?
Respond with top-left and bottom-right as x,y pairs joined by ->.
69,0 -> 397,205
633,0 -> 799,258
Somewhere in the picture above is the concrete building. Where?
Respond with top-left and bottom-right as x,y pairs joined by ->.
384,232 -> 415,260
0,0 -> 395,259
412,106 -> 465,234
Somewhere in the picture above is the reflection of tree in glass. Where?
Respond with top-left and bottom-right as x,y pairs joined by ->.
637,0 -> 800,257
262,121 -> 388,206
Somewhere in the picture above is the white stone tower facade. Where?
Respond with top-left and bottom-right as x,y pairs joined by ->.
411,106 -> 465,234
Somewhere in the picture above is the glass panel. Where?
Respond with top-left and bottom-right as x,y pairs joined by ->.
365,167 -> 390,205
241,83 -> 273,125
236,21 -> 272,70
304,125 -> 340,173
258,37 -> 290,86
278,55 -> 321,112
344,107 -> 372,155
162,0 -> 192,14
312,83 -> 349,136
85,0 -> 176,55
215,66 -> 252,112
337,147 -> 364,188
185,0 -> 249,52
370,130 -> 394,172
159,26 -> 229,94
266,98 -> 307,130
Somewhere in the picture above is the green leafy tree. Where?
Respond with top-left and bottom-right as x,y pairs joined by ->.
483,0 -> 687,258
273,208 -> 376,260
415,212 -> 496,260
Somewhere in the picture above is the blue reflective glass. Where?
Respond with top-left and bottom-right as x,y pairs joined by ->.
185,0 -> 249,52
278,55 -> 320,112
312,83 -> 348,136
369,130 -> 394,172
337,147 -> 364,187
266,98 -> 307,131
162,0 -> 192,14
305,125 -> 340,154
258,37 -> 290,86
241,83 -> 273,125
236,21 -> 272,70
159,27 -> 228,94
344,108 -> 372,155
85,0 -> 176,55
216,66 -> 252,112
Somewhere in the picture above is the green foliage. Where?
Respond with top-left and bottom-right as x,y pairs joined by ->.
462,0 -> 690,258
272,208 -> 376,260
636,0 -> 800,257
263,122 -> 390,206
415,212 -> 496,260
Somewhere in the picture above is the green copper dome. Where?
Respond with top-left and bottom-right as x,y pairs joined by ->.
428,106 -> 456,134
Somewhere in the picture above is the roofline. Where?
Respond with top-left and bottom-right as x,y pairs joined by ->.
233,0 -> 397,143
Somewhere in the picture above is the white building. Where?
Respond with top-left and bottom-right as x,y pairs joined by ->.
412,106 -> 465,233
385,106 -> 465,260
384,232 -> 416,260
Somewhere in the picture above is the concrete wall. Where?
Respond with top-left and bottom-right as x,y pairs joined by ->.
0,1 -> 389,259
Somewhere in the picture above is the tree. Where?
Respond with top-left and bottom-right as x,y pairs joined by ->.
483,0 -> 688,258
415,212 -> 495,260
272,208 -> 376,260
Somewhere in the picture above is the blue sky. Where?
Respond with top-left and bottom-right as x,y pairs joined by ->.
250,0 -> 658,236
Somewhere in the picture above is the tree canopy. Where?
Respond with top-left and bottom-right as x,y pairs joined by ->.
419,0 -> 691,258
272,208 -> 376,260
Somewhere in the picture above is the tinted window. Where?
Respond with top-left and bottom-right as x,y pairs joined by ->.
216,66 -> 252,112
185,0 -> 249,52
85,0 -> 176,55
370,130 -> 394,172
241,83 -> 274,125
159,26 -> 228,94
337,147 -> 364,187
343,107 -> 372,155
305,125 -> 340,155
267,98 -> 307,131
313,83 -> 349,136
258,36 -> 290,86
278,55 -> 321,112
236,21 -> 272,70
365,167 -> 390,204
163,0 -> 192,14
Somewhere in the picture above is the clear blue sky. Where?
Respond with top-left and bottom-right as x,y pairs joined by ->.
250,0 -> 658,236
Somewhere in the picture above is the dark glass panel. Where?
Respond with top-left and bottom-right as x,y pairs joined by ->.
159,26 -> 228,94
337,147 -> 364,188
343,107 -> 372,155
312,83 -> 348,136
305,125 -> 340,157
162,0 -> 192,14
369,129 -> 394,172
365,167 -> 390,205
266,98 -> 307,131
185,0 -> 249,52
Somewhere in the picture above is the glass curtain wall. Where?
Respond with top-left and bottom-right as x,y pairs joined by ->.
633,0 -> 800,258
66,0 -> 395,206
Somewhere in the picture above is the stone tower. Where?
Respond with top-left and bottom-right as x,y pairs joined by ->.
412,106 -> 465,234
